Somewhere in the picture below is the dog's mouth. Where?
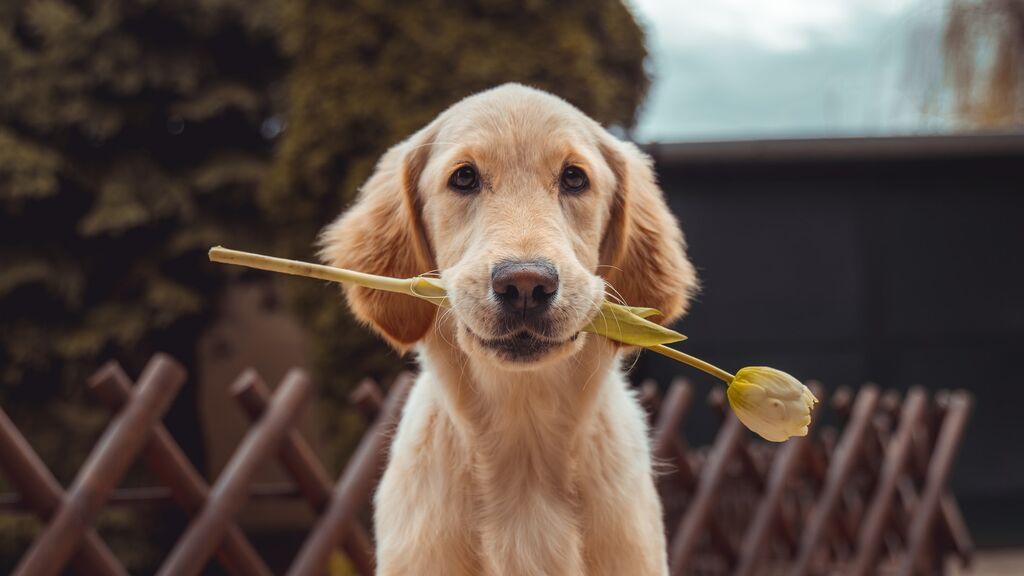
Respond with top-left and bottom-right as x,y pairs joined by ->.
467,327 -> 581,363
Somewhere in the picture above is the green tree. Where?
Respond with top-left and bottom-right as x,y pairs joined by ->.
0,0 -> 284,402
0,0 -> 284,570
0,0 -> 284,394
266,0 -> 651,466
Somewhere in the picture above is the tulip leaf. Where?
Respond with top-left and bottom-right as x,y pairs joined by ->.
622,306 -> 662,319
582,301 -> 687,346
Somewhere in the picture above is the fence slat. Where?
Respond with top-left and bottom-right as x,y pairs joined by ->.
669,408 -> 745,575
652,379 -> 696,492
735,438 -> 806,574
792,385 -> 880,576
0,408 -> 126,576
89,362 -> 272,576
909,401 -> 973,567
898,391 -> 973,576
0,482 -> 301,510
14,354 -> 185,576
938,492 -> 974,567
233,370 -> 376,576
734,383 -> 823,576
156,368 -> 312,576
848,387 -> 928,576
287,373 -> 413,576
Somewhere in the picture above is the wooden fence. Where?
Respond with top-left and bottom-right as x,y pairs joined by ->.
0,353 -> 972,575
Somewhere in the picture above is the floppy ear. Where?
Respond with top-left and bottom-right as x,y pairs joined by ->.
599,138 -> 698,325
319,128 -> 437,352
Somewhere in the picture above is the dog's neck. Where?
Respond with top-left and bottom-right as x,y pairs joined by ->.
415,326 -> 627,571
419,329 -> 622,445
417,327 -> 624,496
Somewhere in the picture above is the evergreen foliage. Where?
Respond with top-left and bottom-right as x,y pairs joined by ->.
0,0 -> 284,395
0,0 -> 283,570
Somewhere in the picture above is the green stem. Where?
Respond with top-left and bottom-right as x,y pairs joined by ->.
648,344 -> 735,383
209,246 -> 415,295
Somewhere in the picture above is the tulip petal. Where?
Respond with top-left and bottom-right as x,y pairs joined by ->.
728,367 -> 817,442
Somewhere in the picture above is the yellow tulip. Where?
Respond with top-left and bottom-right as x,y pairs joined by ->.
208,246 -> 816,441
726,367 -> 818,442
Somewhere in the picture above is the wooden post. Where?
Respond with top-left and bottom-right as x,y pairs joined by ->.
792,385 -> 880,576
156,369 -> 312,576
14,354 -> 185,576
652,379 -> 696,490
0,408 -> 126,576
734,383 -> 823,576
233,370 -> 376,575
848,387 -> 928,576
668,406 -> 745,575
287,374 -> 413,576
898,391 -> 973,576
89,361 -> 272,576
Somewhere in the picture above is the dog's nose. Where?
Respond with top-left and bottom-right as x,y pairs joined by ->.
491,260 -> 559,312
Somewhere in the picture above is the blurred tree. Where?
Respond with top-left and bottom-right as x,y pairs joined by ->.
0,0 -> 284,393
944,0 -> 1024,126
265,0 -> 650,468
0,0 -> 283,570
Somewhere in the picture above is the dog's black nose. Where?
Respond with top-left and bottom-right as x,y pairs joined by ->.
491,260 -> 558,313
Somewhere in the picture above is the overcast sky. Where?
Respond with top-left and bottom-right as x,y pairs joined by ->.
628,0 -> 954,142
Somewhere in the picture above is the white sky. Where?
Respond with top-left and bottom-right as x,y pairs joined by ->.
628,0 -> 953,141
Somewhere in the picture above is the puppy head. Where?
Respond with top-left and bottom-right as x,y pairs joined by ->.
321,84 -> 697,368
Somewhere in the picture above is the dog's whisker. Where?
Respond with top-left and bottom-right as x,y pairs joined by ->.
431,304 -> 459,349
623,345 -> 643,374
602,280 -> 628,307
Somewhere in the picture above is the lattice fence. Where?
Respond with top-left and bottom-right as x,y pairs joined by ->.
0,353 -> 972,575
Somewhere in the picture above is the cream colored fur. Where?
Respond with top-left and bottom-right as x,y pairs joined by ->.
320,84 -> 697,575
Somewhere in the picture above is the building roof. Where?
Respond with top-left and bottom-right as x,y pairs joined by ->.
644,132 -> 1024,166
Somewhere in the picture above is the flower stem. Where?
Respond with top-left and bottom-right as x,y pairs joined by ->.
209,246 -> 414,295
648,344 -> 735,383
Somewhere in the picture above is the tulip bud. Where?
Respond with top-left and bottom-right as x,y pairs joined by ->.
726,367 -> 818,442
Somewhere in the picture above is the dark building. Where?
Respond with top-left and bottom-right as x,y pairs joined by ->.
636,133 -> 1024,547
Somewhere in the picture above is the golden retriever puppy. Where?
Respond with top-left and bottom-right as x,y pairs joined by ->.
321,84 -> 696,576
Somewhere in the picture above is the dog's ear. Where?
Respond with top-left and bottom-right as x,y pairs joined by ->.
319,127 -> 437,351
598,137 -> 698,325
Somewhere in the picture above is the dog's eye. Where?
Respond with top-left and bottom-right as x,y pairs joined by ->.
560,166 -> 588,194
448,165 -> 480,193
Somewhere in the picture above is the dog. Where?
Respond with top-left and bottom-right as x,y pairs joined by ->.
320,84 -> 697,576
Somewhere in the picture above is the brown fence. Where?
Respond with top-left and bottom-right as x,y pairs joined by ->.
0,353 -> 972,575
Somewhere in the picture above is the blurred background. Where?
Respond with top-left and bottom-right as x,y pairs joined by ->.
0,0 -> 1021,573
